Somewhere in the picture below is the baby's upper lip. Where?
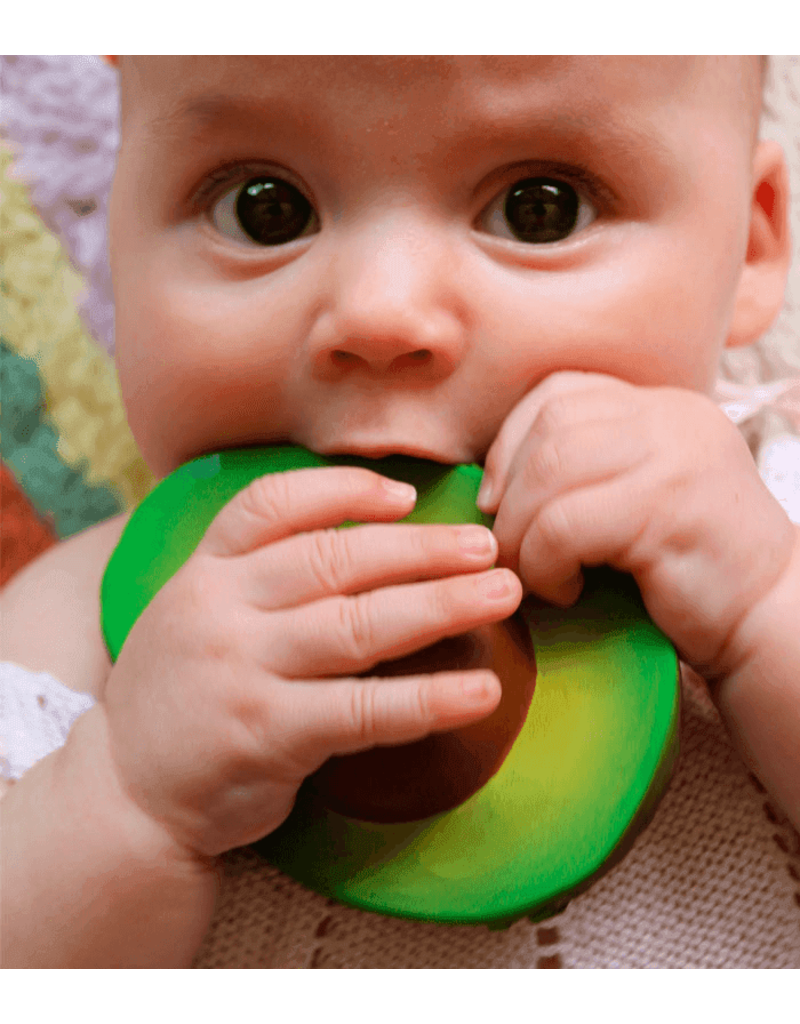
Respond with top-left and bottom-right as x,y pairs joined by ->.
316,444 -> 463,466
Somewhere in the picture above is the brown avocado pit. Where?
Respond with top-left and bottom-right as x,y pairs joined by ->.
308,610 -> 537,822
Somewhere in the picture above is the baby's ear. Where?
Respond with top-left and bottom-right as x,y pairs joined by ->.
727,140 -> 792,348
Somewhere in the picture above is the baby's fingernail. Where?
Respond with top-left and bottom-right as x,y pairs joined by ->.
476,478 -> 494,507
382,479 -> 417,503
461,673 -> 497,701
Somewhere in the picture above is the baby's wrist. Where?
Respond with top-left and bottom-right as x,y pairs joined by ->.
3,706 -> 217,966
61,706 -> 215,875
710,523 -> 800,833
710,523 -> 800,694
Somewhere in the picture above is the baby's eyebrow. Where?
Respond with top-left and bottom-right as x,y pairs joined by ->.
143,90 -> 679,180
142,94 -> 264,143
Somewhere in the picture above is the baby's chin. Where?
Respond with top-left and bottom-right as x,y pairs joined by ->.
307,612 -> 537,822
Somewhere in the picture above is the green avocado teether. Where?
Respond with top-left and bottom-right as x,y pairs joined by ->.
101,445 -> 679,929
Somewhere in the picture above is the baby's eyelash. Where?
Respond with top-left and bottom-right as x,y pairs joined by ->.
487,160 -> 617,211
190,159 -> 617,227
192,161 -> 304,212
191,157 -> 610,251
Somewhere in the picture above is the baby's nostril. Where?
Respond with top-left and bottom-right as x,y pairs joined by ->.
333,350 -> 356,362
409,349 -> 431,360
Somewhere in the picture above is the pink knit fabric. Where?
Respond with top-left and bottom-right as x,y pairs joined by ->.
2,54 -> 799,969
5,658 -> 797,967
192,667 -> 800,968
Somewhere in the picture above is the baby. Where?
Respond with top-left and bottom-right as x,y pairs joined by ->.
2,56 -> 799,968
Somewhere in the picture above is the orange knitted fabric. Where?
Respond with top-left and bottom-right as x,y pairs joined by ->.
0,461 -> 57,587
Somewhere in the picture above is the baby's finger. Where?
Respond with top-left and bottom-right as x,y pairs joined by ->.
264,568 -> 522,678
243,522 -> 499,610
199,466 -> 418,558
478,370 -> 622,512
514,474 -> 659,606
269,670 -> 503,776
513,419 -> 647,511
490,418 -> 650,573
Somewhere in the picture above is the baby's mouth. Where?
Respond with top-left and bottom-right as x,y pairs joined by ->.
329,450 -> 489,473
316,444 -> 464,467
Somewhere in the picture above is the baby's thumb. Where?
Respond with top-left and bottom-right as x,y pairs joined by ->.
283,671 -> 501,770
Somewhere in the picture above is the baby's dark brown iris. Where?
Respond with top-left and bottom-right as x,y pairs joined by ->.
505,177 -> 579,243
233,174 -> 580,247
236,177 -> 313,245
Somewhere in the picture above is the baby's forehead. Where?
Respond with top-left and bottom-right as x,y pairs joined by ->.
129,54 -> 749,124
128,54 -> 754,99
132,55 -> 754,113
122,56 -> 760,156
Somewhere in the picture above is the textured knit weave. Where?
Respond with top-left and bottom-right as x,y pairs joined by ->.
3,661 -> 798,967
2,54 -> 799,969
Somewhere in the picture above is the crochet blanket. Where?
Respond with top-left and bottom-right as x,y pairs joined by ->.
1,55 -> 799,968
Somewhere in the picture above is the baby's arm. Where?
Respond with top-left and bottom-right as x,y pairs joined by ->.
712,523 -> 800,832
2,519 -> 212,967
1,708 -> 218,967
2,466 -> 519,967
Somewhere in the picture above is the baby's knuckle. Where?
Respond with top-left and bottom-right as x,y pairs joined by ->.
432,576 -> 462,620
347,466 -> 388,497
240,472 -> 287,525
307,528 -> 350,595
170,563 -> 227,638
536,498 -> 573,549
620,512 -> 654,573
349,681 -> 380,744
413,678 -> 434,723
528,436 -> 565,484
418,524 -> 447,558
225,692 -> 274,761
536,395 -> 574,437
335,594 -> 376,663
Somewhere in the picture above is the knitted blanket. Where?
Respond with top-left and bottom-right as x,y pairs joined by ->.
1,55 -> 799,967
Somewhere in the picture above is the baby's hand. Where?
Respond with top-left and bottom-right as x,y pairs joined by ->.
99,467 -> 521,857
477,371 -> 797,681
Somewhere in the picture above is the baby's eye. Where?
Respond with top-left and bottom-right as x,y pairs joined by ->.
480,176 -> 596,244
205,170 -> 594,247
210,175 -> 318,246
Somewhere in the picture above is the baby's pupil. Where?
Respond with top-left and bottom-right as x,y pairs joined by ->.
232,175 -> 579,246
236,178 -> 312,245
505,178 -> 579,243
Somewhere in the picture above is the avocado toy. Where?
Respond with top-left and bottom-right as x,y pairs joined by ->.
101,445 -> 680,928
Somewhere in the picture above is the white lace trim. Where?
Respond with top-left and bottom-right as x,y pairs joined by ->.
0,662 -> 95,780
758,432 -> 800,525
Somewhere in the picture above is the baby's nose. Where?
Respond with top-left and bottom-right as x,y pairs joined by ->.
322,318 -> 458,376
307,216 -> 468,378
328,345 -> 433,374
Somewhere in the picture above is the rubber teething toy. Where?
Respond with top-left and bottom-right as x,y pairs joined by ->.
101,445 -> 679,928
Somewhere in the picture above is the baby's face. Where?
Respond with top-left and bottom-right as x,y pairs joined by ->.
110,56 -> 760,478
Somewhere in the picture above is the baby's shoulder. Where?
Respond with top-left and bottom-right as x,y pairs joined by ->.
1,512 -> 132,699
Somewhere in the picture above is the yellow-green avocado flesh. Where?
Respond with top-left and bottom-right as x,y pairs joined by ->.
101,446 -> 679,929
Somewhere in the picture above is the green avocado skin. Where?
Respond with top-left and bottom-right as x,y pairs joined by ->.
100,445 -> 680,928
